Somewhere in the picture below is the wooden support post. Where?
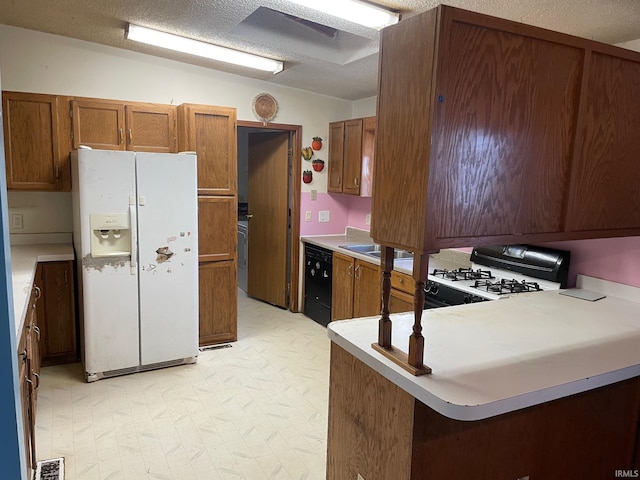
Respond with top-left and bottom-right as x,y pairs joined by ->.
372,247 -> 431,376
377,246 -> 394,349
408,253 -> 429,370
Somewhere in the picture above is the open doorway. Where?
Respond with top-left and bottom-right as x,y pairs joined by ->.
237,121 -> 301,312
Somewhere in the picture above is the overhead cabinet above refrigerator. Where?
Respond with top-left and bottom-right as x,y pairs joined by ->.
71,148 -> 198,382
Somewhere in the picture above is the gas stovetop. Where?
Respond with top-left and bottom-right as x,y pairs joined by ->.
424,245 -> 571,306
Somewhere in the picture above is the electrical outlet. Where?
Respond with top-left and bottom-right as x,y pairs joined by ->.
11,213 -> 24,230
365,213 -> 371,225
318,210 -> 330,222
311,189 -> 317,201
305,211 -> 312,222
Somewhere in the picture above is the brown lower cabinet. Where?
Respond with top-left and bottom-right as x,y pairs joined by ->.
19,281 -> 42,479
328,343 -> 640,480
332,252 -> 381,321
199,261 -> 237,345
389,270 -> 414,313
39,261 -> 77,366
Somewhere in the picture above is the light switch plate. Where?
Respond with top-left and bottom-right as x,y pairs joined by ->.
305,211 -> 312,222
311,189 -> 317,201
365,213 -> 371,225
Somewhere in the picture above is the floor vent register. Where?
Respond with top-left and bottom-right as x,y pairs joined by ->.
35,457 -> 64,480
199,344 -> 232,352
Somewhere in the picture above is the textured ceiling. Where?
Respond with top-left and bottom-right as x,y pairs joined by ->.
1,0 -> 640,100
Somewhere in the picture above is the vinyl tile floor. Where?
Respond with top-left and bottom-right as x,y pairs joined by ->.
35,289 -> 331,480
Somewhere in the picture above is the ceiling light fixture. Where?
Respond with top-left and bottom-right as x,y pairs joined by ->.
126,24 -> 284,74
288,0 -> 399,30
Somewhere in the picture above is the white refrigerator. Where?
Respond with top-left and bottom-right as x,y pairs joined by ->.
71,149 -> 199,382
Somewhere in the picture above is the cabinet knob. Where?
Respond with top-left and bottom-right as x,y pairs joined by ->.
33,285 -> 41,301
354,177 -> 359,187
128,128 -> 133,144
119,128 -> 124,145
348,263 -> 353,276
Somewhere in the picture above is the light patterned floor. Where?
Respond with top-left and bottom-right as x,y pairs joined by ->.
35,289 -> 331,480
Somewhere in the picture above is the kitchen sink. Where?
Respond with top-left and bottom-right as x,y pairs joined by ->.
340,244 -> 413,260
368,250 -> 414,259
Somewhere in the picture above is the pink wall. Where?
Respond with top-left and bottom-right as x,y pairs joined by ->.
299,194 -> 373,236
540,236 -> 640,288
299,192 -> 350,235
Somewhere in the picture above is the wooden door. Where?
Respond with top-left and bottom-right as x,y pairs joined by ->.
178,104 -> 237,195
40,261 -> 77,366
247,132 -> 290,308
198,196 -> 236,262
328,121 -> 345,193
331,252 -> 354,321
125,103 -> 177,153
343,119 -> 364,195
71,99 -> 126,150
2,91 -> 65,191
199,261 -> 237,345
353,259 -> 381,318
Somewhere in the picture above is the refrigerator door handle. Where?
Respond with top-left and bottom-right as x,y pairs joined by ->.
129,201 -> 137,275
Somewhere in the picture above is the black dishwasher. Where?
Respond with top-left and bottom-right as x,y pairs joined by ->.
303,244 -> 332,327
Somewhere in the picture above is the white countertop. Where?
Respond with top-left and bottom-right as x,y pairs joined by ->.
327,275 -> 640,421
10,244 -> 75,338
301,228 -> 470,274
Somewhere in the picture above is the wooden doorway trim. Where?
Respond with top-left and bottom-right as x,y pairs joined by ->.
237,120 -> 301,312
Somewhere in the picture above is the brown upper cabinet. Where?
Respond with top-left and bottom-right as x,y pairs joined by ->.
328,116 -> 375,196
71,98 -> 177,153
2,91 -> 70,191
178,104 -> 237,195
371,5 -> 640,254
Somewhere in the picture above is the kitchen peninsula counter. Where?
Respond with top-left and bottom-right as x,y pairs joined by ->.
326,275 -> 640,479
10,244 -> 75,337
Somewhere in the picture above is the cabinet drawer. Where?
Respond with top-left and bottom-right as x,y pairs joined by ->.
391,270 -> 413,294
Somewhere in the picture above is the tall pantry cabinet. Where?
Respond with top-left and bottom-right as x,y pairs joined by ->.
178,104 -> 238,345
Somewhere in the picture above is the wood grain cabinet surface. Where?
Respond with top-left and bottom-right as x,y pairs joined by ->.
372,5 -> 640,253
2,91 -> 70,191
178,103 -> 238,346
198,260 -> 237,345
332,252 -> 381,321
178,103 -> 237,195
38,261 -> 77,367
328,116 -> 375,197
71,98 -> 177,153
19,279 -> 44,478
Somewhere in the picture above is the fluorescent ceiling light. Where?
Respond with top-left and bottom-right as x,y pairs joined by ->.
289,0 -> 399,30
126,24 -> 284,74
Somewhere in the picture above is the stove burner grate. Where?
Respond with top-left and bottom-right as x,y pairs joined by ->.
474,279 -> 542,294
432,267 -> 494,282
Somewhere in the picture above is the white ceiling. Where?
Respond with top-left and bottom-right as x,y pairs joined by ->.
1,0 -> 640,100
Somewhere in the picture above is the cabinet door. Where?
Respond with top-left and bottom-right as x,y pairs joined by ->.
40,261 -> 77,366
2,91 -> 66,191
199,260 -> 237,345
125,103 -> 177,153
198,196 -> 237,262
360,116 -> 376,197
72,99 -> 126,150
331,252 -> 354,321
353,259 -> 381,318
566,50 -> 640,232
178,104 -> 237,195
17,326 -> 33,478
328,121 -> 345,193
390,288 -> 414,314
343,119 -> 364,195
